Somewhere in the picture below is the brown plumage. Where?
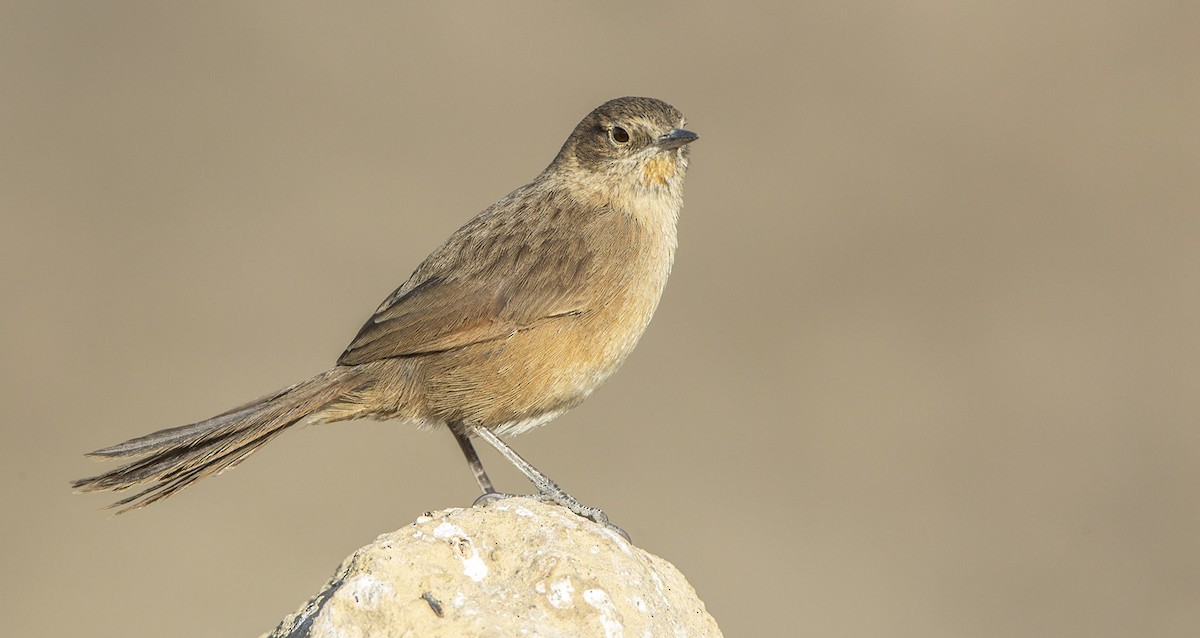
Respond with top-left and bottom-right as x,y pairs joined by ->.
74,97 -> 698,522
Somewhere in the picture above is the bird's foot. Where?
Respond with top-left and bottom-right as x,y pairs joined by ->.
530,490 -> 631,543
471,490 -> 516,507
471,489 -> 630,542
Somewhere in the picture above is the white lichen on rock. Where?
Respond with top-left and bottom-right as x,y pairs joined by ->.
265,497 -> 722,638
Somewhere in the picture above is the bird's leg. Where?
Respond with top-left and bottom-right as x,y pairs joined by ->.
468,425 -> 630,541
450,423 -> 502,502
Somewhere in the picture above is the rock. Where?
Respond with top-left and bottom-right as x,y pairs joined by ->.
266,497 -> 722,638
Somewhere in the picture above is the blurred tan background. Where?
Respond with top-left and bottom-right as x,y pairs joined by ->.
2,2 -> 1197,636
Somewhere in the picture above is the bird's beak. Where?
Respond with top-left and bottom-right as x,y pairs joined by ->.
657,128 -> 699,150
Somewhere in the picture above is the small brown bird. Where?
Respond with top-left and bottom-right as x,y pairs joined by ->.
74,97 -> 697,534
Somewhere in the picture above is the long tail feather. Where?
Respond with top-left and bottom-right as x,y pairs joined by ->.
84,385 -> 295,458
73,368 -> 362,513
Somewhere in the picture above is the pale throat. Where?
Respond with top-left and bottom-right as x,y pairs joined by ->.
630,154 -> 685,230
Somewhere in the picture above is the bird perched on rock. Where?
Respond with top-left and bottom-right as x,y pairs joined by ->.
74,96 -> 698,535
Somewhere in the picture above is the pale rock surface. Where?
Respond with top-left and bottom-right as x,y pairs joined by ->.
265,497 -> 722,638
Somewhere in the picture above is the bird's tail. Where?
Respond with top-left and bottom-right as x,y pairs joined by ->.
72,367 -> 365,512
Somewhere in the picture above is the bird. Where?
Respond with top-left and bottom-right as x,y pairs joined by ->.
73,96 -> 698,535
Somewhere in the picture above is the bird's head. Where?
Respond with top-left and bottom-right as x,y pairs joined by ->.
551,97 -> 698,208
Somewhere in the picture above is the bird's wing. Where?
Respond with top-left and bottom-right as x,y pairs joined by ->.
337,209 -> 596,366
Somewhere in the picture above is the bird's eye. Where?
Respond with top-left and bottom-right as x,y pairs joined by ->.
609,126 -> 630,144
